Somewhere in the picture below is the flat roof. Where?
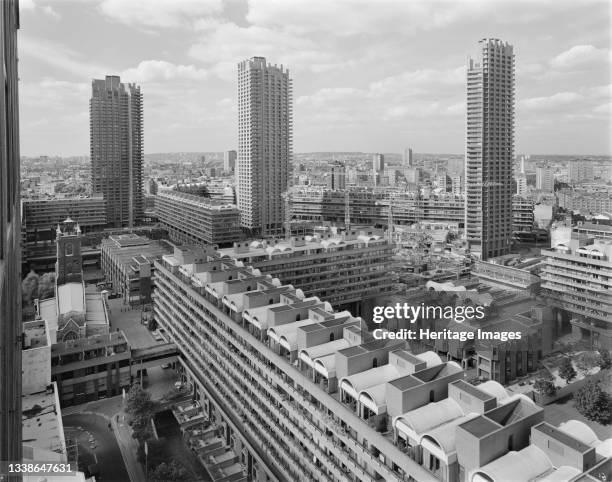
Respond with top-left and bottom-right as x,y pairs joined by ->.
389,375 -> 422,391
451,380 -> 494,402
459,416 -> 500,438
22,386 -> 64,455
533,423 -> 592,453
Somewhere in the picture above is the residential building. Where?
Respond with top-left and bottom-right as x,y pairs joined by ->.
22,196 -> 107,242
512,195 -> 534,231
219,227 -> 396,311
541,236 -> 612,349
100,234 -> 171,305
237,57 -> 292,236
0,0 -> 22,465
289,187 -> 465,227
558,189 -> 612,214
224,150 -> 237,172
152,248 -> 607,482
154,190 -> 241,247
90,75 -> 143,228
465,39 -> 515,260
536,164 -> 555,192
329,161 -> 346,190
451,176 -> 463,195
373,153 -> 385,172
568,159 -> 594,184
515,173 -> 527,196
403,148 -> 413,167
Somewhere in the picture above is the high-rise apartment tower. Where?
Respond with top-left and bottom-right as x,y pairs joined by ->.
0,0 -> 22,466
90,75 -> 143,228
237,57 -> 293,236
465,38 -> 515,260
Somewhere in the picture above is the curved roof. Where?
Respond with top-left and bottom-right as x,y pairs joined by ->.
536,466 -> 582,482
415,351 -> 443,368
340,364 -> 407,399
471,445 -> 552,482
394,398 -> 464,437
421,413 -> 478,455
299,339 -> 351,366
557,420 -> 599,447
314,354 -> 336,378
268,319 -> 314,350
477,381 -> 509,402
596,438 -> 612,458
359,383 -> 388,414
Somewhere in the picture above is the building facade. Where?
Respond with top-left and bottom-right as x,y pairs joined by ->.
224,150 -> 237,172
465,38 -> 515,260
219,227 -> 396,311
512,195 -> 534,232
154,190 -> 242,247
101,234 -> 171,305
541,237 -> 612,349
152,248 -> 608,482
329,161 -> 346,190
0,0 -> 21,466
237,57 -> 292,236
90,75 -> 143,228
536,164 -> 555,192
568,159 -> 594,184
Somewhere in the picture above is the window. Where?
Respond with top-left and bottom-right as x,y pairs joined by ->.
65,242 -> 73,256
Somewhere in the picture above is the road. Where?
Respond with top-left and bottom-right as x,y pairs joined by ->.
63,413 -> 131,482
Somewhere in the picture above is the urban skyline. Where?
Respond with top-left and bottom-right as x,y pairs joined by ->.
3,1 -> 612,481
17,0 -> 612,157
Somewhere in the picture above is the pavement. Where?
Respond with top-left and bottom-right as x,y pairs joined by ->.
106,297 -> 160,349
112,412 -> 147,482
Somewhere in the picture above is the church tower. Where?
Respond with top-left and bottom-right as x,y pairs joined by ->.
55,218 -> 83,285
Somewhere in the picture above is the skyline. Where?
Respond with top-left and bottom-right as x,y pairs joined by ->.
18,0 -> 612,157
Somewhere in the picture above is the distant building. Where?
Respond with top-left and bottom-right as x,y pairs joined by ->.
403,147 -> 413,167
0,0 -> 22,464
154,190 -> 241,247
451,175 -> 463,195
536,164 -> 555,192
568,159 -> 594,184
512,195 -> 535,231
329,161 -> 346,190
101,234 -> 171,305
90,75 -> 143,228
237,57 -> 292,235
541,237 -> 612,349
515,173 -> 528,196
224,150 -> 237,172
558,189 -> 612,214
465,39 -> 515,260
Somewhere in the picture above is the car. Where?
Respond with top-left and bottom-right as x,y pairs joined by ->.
161,363 -> 171,369
152,330 -> 164,342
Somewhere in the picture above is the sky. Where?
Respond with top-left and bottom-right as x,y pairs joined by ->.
18,0 -> 612,156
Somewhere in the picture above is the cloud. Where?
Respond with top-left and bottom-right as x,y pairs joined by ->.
121,60 -> 208,83
519,92 -> 583,111
18,0 -> 60,18
550,44 -> 610,70
99,0 -> 223,28
19,36 -> 108,79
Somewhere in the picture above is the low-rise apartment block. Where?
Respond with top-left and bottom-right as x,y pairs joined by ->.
155,190 -> 242,247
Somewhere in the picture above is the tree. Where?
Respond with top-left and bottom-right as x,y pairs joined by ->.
125,385 -> 156,418
38,272 -> 56,300
574,380 -> 611,425
22,271 -> 40,307
149,460 -> 188,482
575,352 -> 601,376
598,349 -> 611,370
533,370 -> 557,397
559,357 -> 577,384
